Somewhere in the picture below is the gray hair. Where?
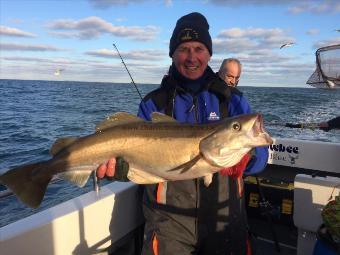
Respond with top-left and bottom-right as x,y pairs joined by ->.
218,58 -> 242,74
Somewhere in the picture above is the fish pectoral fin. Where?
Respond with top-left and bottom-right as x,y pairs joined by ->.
200,132 -> 250,167
203,174 -> 213,187
151,112 -> 177,123
166,154 -> 201,174
57,170 -> 92,187
50,137 -> 79,156
96,112 -> 144,132
127,167 -> 166,184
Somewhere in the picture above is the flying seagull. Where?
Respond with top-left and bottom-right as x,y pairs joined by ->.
54,68 -> 64,76
280,42 -> 295,49
335,29 -> 340,32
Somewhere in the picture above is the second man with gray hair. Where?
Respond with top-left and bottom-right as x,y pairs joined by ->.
218,58 -> 242,87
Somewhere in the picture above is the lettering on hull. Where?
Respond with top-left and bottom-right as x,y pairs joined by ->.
269,143 -> 300,165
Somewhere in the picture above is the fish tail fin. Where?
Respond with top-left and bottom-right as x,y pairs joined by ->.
0,161 -> 51,208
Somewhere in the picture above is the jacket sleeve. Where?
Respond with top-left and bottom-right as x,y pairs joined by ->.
229,93 -> 269,175
137,98 -> 159,121
328,116 -> 340,130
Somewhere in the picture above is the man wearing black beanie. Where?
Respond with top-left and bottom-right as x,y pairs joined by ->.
97,12 -> 269,255
169,12 -> 212,57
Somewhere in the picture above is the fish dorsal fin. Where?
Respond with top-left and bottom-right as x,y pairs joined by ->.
50,137 -> 78,156
151,112 -> 177,123
96,112 -> 144,132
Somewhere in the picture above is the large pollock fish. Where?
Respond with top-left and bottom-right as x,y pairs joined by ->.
0,112 -> 273,208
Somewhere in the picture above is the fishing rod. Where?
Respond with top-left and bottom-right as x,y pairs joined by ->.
91,44 -> 144,192
268,122 -> 338,131
269,122 -> 319,130
113,43 -> 143,100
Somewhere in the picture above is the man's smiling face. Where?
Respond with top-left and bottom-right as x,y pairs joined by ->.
172,41 -> 211,80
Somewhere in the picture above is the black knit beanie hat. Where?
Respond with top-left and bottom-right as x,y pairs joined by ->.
169,12 -> 212,57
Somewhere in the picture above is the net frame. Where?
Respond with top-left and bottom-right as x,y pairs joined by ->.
307,44 -> 340,89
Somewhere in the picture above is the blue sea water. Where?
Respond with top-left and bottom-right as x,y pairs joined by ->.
0,79 -> 339,227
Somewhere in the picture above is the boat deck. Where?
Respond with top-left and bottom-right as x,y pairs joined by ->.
249,218 -> 297,255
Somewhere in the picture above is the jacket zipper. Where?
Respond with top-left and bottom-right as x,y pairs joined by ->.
184,94 -> 200,237
193,95 -> 199,238
193,96 -> 199,123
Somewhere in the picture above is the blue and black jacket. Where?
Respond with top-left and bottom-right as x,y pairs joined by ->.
138,65 -> 268,255
326,116 -> 340,130
138,66 -> 268,175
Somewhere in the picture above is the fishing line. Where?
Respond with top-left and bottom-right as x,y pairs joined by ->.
113,43 -> 143,100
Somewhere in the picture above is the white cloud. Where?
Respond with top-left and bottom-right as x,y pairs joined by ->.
1,53 -> 168,84
89,0 -> 144,8
218,27 -> 289,40
209,0 -> 340,14
0,42 -> 65,52
3,56 -> 80,65
214,27 -> 295,53
85,48 -> 166,61
213,37 -> 257,54
164,0 -> 173,7
48,31 -> 82,38
115,17 -> 126,22
47,16 -> 159,41
0,25 -> 36,38
209,0 -> 295,6
306,29 -> 320,35
210,50 -> 314,87
210,26 -> 316,87
210,50 -> 293,70
89,0 -> 172,8
313,37 -> 340,49
288,0 -> 340,14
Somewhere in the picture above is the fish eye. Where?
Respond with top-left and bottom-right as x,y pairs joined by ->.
232,122 -> 241,131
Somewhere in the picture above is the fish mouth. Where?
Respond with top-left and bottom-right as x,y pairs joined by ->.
253,114 -> 264,134
251,114 -> 273,145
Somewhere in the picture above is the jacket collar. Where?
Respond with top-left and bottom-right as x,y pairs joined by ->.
161,65 -> 217,94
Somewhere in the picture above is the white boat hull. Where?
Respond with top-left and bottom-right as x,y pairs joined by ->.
0,182 -> 144,255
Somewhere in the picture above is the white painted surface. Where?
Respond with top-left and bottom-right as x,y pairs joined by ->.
294,174 -> 340,255
0,182 -> 144,255
268,138 -> 340,174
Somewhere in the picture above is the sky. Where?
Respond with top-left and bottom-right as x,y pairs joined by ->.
0,0 -> 339,87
